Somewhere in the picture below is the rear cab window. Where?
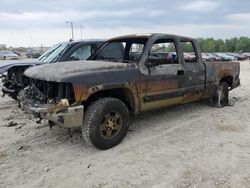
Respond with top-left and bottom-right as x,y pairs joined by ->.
95,42 -> 125,60
91,37 -> 149,63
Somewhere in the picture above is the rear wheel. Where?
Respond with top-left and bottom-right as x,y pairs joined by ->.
210,82 -> 229,107
82,97 -> 130,150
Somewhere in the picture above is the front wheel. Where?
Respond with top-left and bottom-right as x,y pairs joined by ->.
210,82 -> 229,107
82,97 -> 130,150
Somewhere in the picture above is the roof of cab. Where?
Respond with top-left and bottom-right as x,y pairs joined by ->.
109,33 -> 194,41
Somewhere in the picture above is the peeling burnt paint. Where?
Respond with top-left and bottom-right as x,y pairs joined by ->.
24,60 -> 137,82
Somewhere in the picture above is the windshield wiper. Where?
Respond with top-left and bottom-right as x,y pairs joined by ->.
50,51 -> 63,63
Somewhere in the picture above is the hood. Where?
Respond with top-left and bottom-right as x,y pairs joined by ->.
0,59 -> 43,74
24,60 -> 137,82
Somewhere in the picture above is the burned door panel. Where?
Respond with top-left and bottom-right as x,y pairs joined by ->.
139,38 -> 185,111
140,73 -> 184,105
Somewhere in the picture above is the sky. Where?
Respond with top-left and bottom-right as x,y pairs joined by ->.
0,0 -> 250,47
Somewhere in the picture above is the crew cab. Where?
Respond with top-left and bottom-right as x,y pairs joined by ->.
20,33 -> 240,149
0,40 -> 104,99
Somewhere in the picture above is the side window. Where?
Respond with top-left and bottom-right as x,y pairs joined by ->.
70,45 -> 91,61
129,43 -> 144,61
95,42 -> 125,60
150,39 -> 178,64
180,41 -> 197,63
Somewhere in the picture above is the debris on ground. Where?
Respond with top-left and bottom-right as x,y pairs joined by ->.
6,121 -> 18,127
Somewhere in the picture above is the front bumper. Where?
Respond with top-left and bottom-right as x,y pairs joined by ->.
21,101 -> 84,128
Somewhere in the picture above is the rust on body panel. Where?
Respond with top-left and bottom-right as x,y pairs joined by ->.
140,93 -> 183,111
72,81 -> 141,114
140,79 -> 178,93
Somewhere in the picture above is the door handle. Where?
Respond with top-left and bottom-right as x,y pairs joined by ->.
177,70 -> 184,76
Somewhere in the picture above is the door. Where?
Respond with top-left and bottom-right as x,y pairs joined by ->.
180,39 -> 206,102
140,38 -> 186,111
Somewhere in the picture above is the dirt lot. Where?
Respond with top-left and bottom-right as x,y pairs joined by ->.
0,61 -> 250,188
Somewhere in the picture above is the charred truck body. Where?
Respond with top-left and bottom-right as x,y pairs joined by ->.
20,34 -> 240,149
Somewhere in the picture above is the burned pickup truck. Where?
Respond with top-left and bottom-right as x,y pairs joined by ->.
20,33 -> 240,150
0,40 -> 104,99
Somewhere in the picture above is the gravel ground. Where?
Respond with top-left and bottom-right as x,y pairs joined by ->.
0,61 -> 250,188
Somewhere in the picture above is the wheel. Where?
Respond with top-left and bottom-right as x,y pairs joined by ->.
210,82 -> 229,107
82,97 -> 130,150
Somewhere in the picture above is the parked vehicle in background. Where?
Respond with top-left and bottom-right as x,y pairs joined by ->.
242,52 -> 250,60
207,53 -> 222,61
0,50 -> 19,60
202,53 -> 214,61
214,53 -> 237,61
184,53 -> 196,62
0,40 -> 104,99
203,52 -> 249,61
202,53 -> 222,61
227,53 -> 246,61
19,33 -> 240,150
202,53 -> 210,61
26,49 -> 43,58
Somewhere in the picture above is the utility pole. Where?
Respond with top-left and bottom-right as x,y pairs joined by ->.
66,21 -> 74,40
30,35 -> 33,48
80,25 -> 83,40
80,25 -> 85,40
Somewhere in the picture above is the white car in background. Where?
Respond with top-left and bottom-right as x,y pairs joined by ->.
0,50 -> 19,60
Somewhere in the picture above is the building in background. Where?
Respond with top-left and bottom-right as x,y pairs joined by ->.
0,44 -> 7,50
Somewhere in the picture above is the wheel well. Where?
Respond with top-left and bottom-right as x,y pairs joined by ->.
83,88 -> 135,114
220,76 -> 233,87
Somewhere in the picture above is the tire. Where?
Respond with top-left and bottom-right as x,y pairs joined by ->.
210,82 -> 229,107
82,97 -> 130,150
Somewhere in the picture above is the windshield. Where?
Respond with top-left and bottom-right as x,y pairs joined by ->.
38,43 -> 69,63
91,37 -> 149,63
38,43 -> 61,61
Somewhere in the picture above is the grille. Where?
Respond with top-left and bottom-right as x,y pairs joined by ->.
29,79 -> 75,104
